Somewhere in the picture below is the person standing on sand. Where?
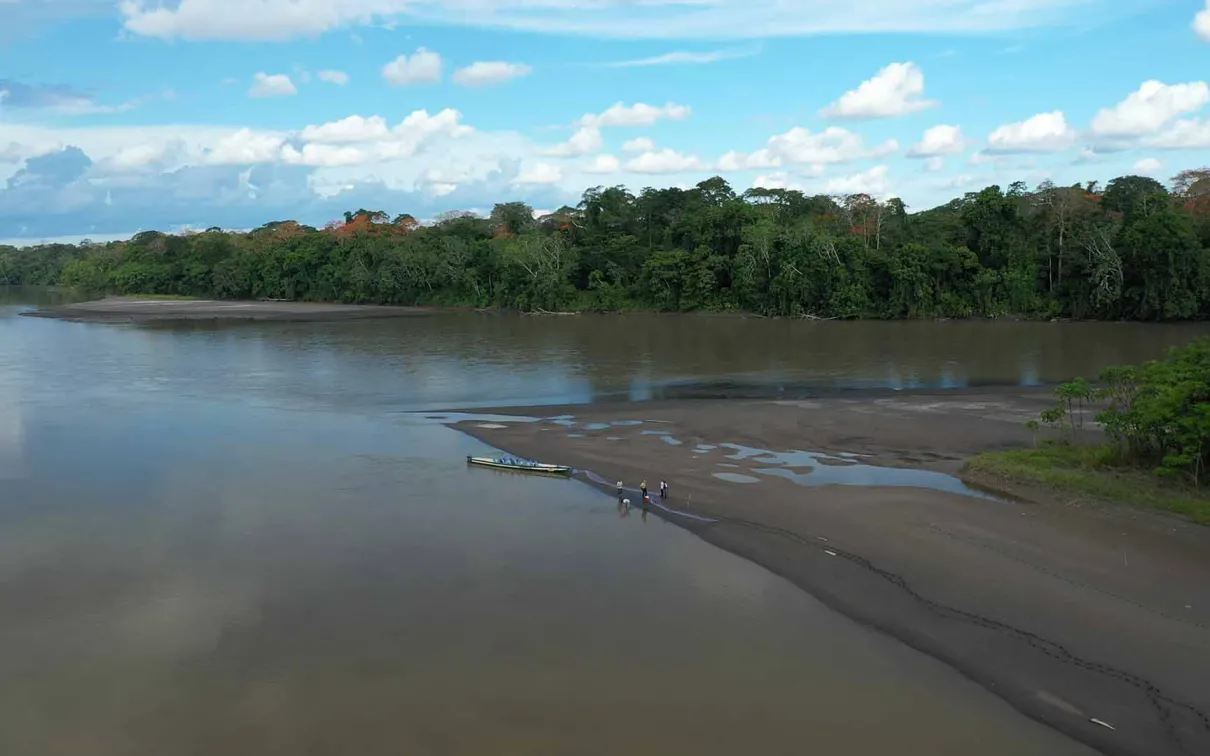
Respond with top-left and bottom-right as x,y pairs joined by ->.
659,480 -> 668,500
616,480 -> 623,499
640,480 -> 648,502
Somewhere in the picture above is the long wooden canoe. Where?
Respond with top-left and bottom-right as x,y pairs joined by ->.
466,455 -> 572,476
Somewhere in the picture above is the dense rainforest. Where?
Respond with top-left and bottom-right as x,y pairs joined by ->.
3,170 -> 1210,321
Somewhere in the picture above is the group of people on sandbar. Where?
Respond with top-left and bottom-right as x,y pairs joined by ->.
616,478 -> 668,515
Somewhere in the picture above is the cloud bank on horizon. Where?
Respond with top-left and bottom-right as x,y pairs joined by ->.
0,0 -> 1207,241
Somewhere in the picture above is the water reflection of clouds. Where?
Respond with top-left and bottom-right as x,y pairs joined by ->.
0,321 -> 26,480
404,356 -> 590,410
0,377 -> 24,481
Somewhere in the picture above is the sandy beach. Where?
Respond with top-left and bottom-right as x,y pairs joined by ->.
22,297 -> 443,323
446,390 -> 1210,756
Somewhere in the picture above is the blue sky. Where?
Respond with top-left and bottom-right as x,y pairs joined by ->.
1,0 -> 1209,242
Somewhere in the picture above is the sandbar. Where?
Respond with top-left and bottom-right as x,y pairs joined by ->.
446,390 -> 1210,756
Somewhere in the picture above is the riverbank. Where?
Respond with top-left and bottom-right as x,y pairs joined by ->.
22,296 -> 446,323
442,391 -> 1210,756
967,445 -> 1210,525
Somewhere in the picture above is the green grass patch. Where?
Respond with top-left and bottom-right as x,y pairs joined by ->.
966,444 -> 1210,525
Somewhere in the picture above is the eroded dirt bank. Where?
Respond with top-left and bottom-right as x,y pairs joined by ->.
444,391 -> 1210,756
22,297 -> 443,323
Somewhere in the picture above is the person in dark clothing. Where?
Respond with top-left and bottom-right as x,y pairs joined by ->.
659,480 -> 668,500
639,480 -> 648,502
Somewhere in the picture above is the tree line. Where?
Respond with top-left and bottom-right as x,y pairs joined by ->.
3,170 -> 1210,320
1036,337 -> 1210,495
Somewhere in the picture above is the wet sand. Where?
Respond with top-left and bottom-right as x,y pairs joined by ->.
23,297 -> 442,323
446,391 -> 1210,756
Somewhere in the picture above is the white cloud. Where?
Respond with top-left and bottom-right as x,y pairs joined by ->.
984,111 -> 1076,153
0,113 -> 566,240
603,47 -> 759,67
47,107 -> 475,173
1072,147 -> 1103,164
289,110 -> 472,161
1196,2 -> 1210,41
119,0 -> 411,41
924,156 -> 944,172
281,143 -> 369,167
939,173 -> 978,189
580,102 -> 691,128
300,115 -> 390,143
452,61 -> 532,87
539,126 -> 602,157
820,62 -> 937,119
752,172 -> 804,191
625,148 -> 704,174
716,148 -> 780,171
382,48 -> 442,85
317,69 -> 350,85
1090,80 -> 1210,139
583,154 -> 621,174
822,164 -> 890,196
1147,118 -> 1210,149
907,124 -> 965,157
248,73 -> 296,98
515,162 -> 563,184
205,128 -> 287,165
101,141 -> 185,173
394,108 -> 475,140
622,137 -> 656,153
403,0 -> 1132,42
1131,157 -> 1162,176
111,0 -> 1099,43
765,126 -> 897,165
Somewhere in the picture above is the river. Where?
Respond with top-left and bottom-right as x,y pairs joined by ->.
4,287 -> 1203,756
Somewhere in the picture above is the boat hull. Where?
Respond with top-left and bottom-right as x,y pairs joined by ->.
466,456 -> 572,476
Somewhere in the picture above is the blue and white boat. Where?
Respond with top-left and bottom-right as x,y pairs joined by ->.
466,455 -> 572,476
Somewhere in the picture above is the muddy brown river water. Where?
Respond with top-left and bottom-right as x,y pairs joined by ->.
4,287 -> 1205,755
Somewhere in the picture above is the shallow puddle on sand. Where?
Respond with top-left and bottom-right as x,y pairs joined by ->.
720,443 -> 995,500
640,429 -> 685,446
753,466 -> 993,499
713,472 -> 761,484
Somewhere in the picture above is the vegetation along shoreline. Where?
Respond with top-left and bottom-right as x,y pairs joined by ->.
5,170 -> 1210,321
